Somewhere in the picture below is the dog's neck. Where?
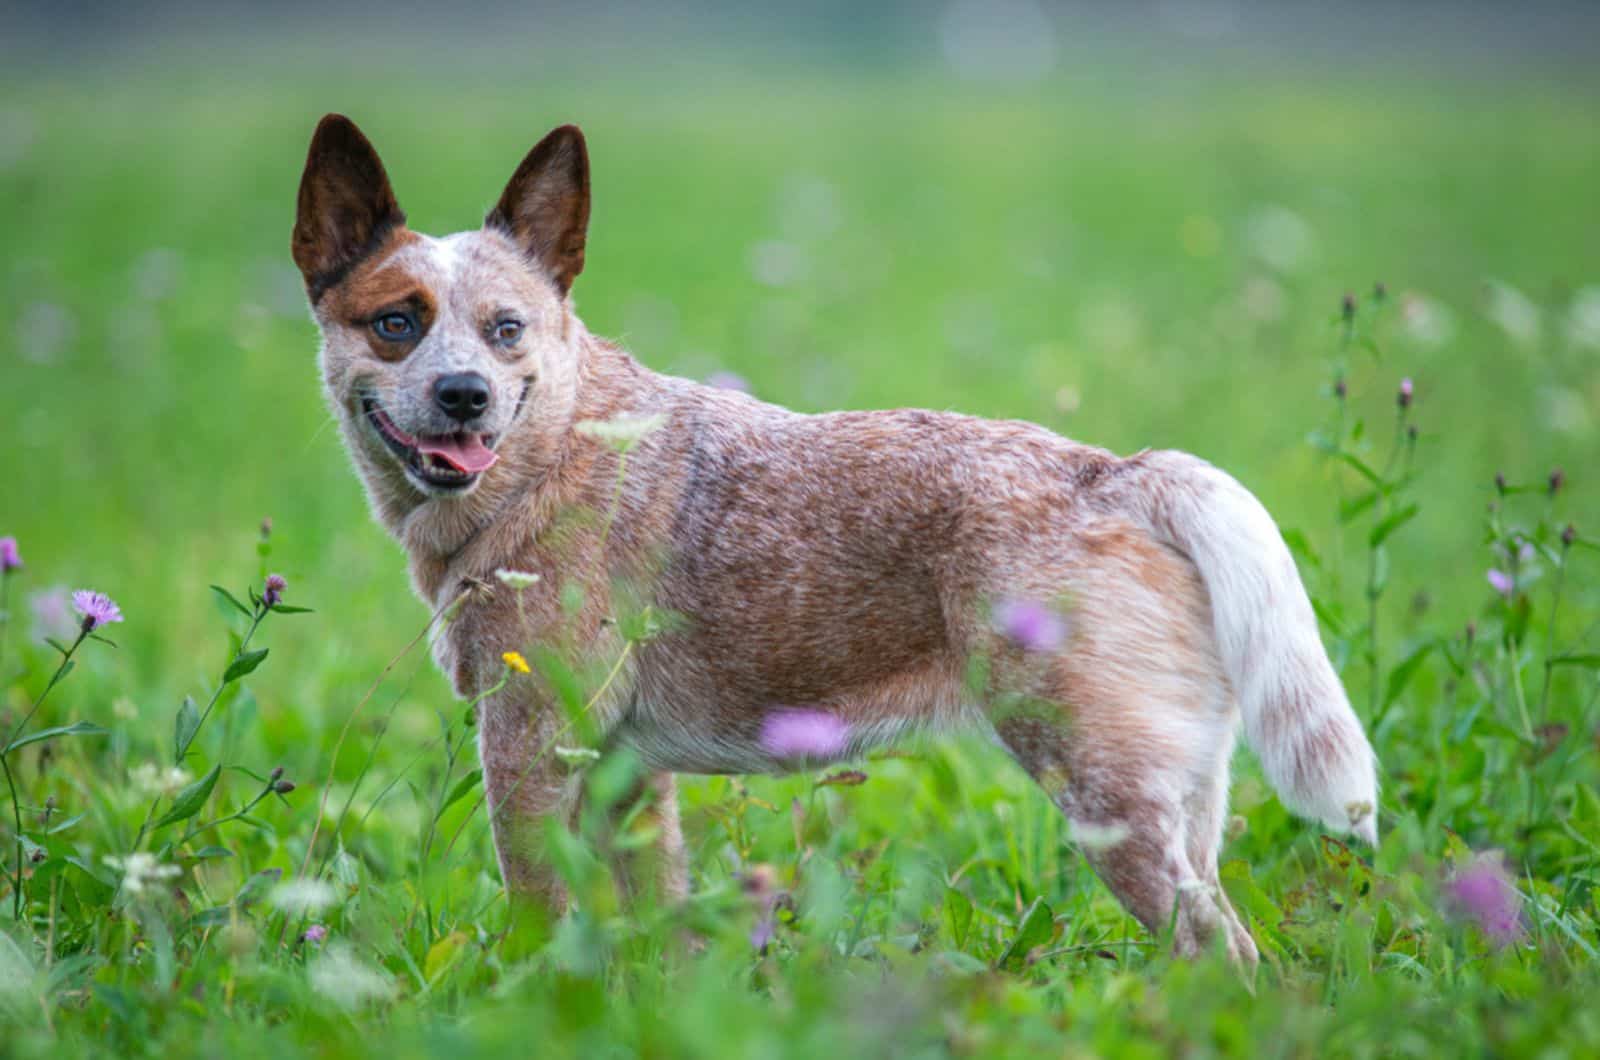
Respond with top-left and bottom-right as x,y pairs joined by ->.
353,322 -> 651,605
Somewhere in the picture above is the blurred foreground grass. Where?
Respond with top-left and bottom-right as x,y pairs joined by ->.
2,38 -> 1600,1058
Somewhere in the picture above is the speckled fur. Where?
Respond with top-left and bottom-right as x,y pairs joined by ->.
293,116 -> 1379,964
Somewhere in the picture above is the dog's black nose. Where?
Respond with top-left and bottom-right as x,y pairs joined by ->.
434,373 -> 491,421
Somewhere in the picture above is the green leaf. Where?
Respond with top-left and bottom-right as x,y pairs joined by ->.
45,811 -> 87,835
174,696 -> 200,761
1336,451 -> 1384,488
1339,490 -> 1380,524
1368,545 -> 1390,598
1383,642 -> 1435,711
440,768 -> 483,814
153,764 -> 221,830
44,637 -> 73,657
186,846 -> 234,860
994,897 -> 1055,973
209,584 -> 252,618
425,931 -> 470,983
222,648 -> 269,684
1548,653 -> 1600,671
1369,503 -> 1419,547
3,721 -> 107,755
1281,527 -> 1322,571
269,604 -> 314,615
944,887 -> 973,950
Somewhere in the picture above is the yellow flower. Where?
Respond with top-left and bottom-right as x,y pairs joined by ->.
502,650 -> 531,674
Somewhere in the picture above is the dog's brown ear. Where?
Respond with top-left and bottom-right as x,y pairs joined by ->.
484,125 -> 590,296
292,114 -> 405,302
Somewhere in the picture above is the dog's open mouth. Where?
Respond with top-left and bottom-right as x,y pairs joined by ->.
361,396 -> 498,491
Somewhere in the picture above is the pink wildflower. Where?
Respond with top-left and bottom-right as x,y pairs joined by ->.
994,598 -> 1068,653
71,590 -> 123,631
760,710 -> 847,759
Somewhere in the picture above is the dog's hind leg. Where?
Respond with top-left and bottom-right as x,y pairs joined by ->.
986,523 -> 1251,962
995,705 -> 1237,961
1182,723 -> 1258,966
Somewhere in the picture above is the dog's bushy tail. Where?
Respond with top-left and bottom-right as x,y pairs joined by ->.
1119,450 -> 1379,843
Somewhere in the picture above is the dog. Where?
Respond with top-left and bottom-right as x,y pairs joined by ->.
292,114 -> 1379,964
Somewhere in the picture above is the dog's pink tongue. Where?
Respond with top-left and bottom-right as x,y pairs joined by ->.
417,434 -> 499,474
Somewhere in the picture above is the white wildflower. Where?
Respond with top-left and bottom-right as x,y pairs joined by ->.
269,877 -> 339,915
1566,286 -> 1600,349
104,852 -> 180,895
553,746 -> 602,767
1485,280 -> 1541,349
494,568 -> 542,590
1067,819 -> 1130,852
575,412 -> 667,453
308,945 -> 396,1009
130,762 -> 192,798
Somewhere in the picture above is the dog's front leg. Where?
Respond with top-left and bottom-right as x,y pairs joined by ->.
477,693 -> 576,913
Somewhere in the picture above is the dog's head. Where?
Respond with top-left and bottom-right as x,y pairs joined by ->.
292,114 -> 589,508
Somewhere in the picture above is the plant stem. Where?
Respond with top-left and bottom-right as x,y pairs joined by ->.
0,573 -> 13,677
6,629 -> 88,751
1534,544 -> 1570,724
2,752 -> 24,920
186,609 -> 267,758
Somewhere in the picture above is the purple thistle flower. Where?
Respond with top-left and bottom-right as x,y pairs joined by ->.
760,709 -> 848,759
0,536 -> 20,573
300,923 -> 328,945
71,590 -> 123,632
263,573 -> 287,608
1486,569 -> 1513,598
1445,852 -> 1524,947
1397,377 -> 1414,409
994,598 -> 1068,653
706,370 -> 751,394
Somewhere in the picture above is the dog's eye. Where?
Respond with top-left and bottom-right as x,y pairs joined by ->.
372,313 -> 417,341
493,319 -> 524,345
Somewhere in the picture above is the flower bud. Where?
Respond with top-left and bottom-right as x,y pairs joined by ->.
1397,377 -> 1414,409
1334,377 -> 1348,400
1373,281 -> 1387,302
1549,468 -> 1565,495
1494,472 -> 1506,494
263,573 -> 287,608
273,779 -> 296,795
270,765 -> 285,782
1341,292 -> 1357,321
1562,524 -> 1577,548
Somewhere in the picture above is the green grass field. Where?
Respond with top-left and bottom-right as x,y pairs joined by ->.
3,27 -> 1600,1057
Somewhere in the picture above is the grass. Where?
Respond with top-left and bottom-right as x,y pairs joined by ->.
3,37 -> 1600,1058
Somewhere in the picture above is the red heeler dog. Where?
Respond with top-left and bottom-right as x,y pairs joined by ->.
292,114 -> 1379,965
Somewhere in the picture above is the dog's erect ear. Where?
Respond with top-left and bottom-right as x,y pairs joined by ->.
484,125 -> 590,296
292,114 -> 405,301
